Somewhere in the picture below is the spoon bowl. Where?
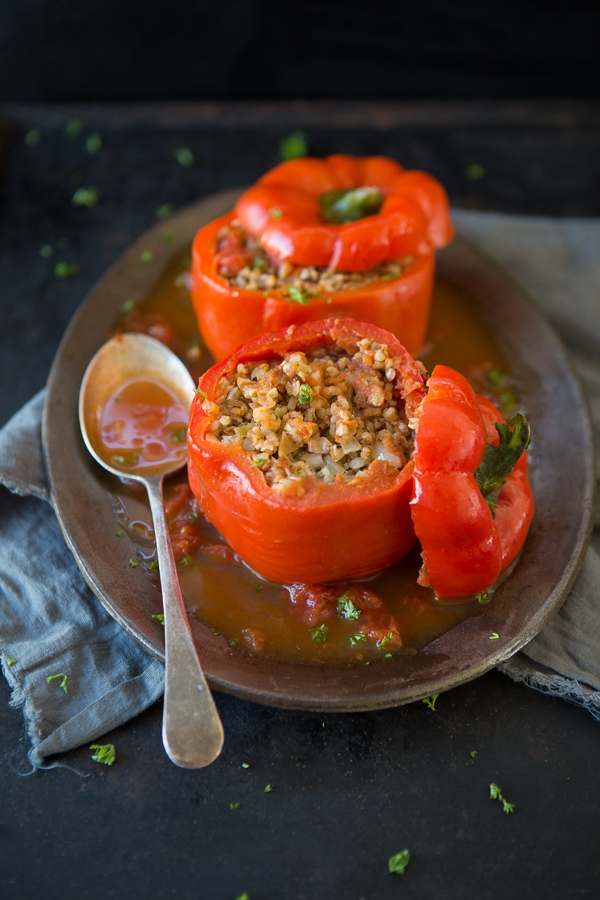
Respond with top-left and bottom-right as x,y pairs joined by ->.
79,332 -> 224,768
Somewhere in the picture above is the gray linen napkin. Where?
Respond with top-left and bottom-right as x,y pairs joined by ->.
1,211 -> 599,769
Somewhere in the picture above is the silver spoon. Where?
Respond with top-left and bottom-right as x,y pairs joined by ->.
78,332 -> 224,768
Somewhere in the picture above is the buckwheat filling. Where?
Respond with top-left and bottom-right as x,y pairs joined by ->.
216,220 -> 414,297
205,337 -> 415,494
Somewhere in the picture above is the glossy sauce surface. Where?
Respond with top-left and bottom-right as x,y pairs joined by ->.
112,253 -> 516,666
95,377 -> 189,476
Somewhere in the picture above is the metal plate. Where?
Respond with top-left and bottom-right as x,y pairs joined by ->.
42,189 -> 596,711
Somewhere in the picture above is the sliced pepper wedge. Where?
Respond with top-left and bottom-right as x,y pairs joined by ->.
187,318 -> 426,585
410,365 -> 534,600
191,211 -> 435,360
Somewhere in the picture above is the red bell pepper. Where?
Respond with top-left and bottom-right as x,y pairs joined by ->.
187,318 -> 426,585
190,154 -> 453,361
410,365 -> 534,600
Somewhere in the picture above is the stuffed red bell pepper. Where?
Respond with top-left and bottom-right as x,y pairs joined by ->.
187,317 -> 427,585
410,365 -> 534,600
191,154 -> 453,360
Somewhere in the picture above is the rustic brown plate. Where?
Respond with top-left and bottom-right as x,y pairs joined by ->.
42,189 -> 596,712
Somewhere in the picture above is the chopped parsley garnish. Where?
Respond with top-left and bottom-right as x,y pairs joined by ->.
39,244 -> 53,258
180,554 -> 194,566
25,129 -> 41,146
476,591 -> 490,604
380,271 -> 400,281
422,694 -> 439,710
174,272 -> 188,287
149,560 -> 159,570
170,427 -> 187,442
229,638 -> 240,647
71,186 -> 99,208
298,383 -> 313,405
195,387 -> 207,399
279,130 -> 308,160
54,260 -> 80,279
264,784 -> 273,793
489,632 -> 499,641
113,451 -> 140,465
163,230 -> 176,244
90,743 -> 116,765
252,458 -> 266,467
115,530 -> 123,537
65,118 -> 84,137
174,147 -> 194,167
140,250 -> 154,264
347,633 -> 367,647
377,631 -> 395,648
229,801 -> 240,810
252,584 -> 262,592
486,366 -> 506,386
388,849 -> 411,875
152,613 -> 165,624
156,203 -> 174,220
474,413 -> 531,512
119,298 -> 136,314
309,623 -> 329,643
470,750 -> 478,758
6,658 -> 16,666
236,894 -> 251,900
128,558 -> 138,568
268,207 -> 282,218
465,163 -> 486,181
241,762 -> 250,769
489,782 -> 515,814
286,286 -> 310,305
47,673 -> 68,693
85,132 -> 102,154
251,256 -> 265,269
336,594 -> 360,621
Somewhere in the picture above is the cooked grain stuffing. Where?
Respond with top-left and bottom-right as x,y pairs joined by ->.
216,220 -> 414,296
206,338 -> 415,493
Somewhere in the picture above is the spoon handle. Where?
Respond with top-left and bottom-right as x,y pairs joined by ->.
146,478 -> 224,768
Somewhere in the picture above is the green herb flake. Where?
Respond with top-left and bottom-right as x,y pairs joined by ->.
384,652 -> 393,659
380,271 -> 400,281
264,783 -> 273,793
149,560 -> 159,571
269,207 -> 282,218
119,298 -> 136,314
489,782 -> 515,814
140,250 -> 154,265
54,260 -> 80,279
470,750 -> 478,758
347,633 -> 367,647
195,387 -> 207,399
128,558 -> 138,568
476,591 -> 490,605
279,130 -> 308,160
422,693 -> 439,710
156,203 -> 174,220
229,801 -> 240,810
251,256 -> 265,269
71,186 -> 100,208
229,638 -> 240,647
474,413 -> 531,512
65,118 -> 84,137
298,383 -> 313,405
114,451 -> 140,465
174,272 -> 187,287
388,848 -> 411,875
309,623 -> 329,644
320,187 -> 383,224
152,613 -> 165,624
170,426 -> 187,442
252,457 -> 266,467
253,584 -> 262,593
115,530 -> 123,537
486,366 -> 506,386
174,147 -> 194,167
39,244 -> 53,258
180,554 -> 194,567
163,230 -> 176,244
25,128 -> 41,146
377,631 -> 395,649
90,743 -> 116,766
465,163 -> 486,181
336,594 -> 360,621
47,673 -> 68,693
241,762 -> 250,769
6,658 -> 16,666
489,632 -> 500,641
286,286 -> 309,305
236,893 -> 251,900
85,132 -> 102,154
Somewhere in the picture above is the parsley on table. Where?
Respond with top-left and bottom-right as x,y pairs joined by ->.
489,632 -> 500,641
173,147 -> 194,167
25,129 -> 41,146
470,750 -> 478,758
229,801 -> 240,810
54,261 -> 80,279
422,694 -> 439,710
490,782 -> 515,814
279,130 -> 308,160
85,132 -> 102,154
90,743 -> 116,766
156,203 -> 174,220
152,613 -> 165,624
47,673 -> 68,693
388,849 -> 411,874
465,163 -> 486,181
65,118 -> 84,137
71,186 -> 99,208
264,784 -> 273,793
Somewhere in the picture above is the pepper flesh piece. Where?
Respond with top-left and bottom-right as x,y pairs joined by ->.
187,318 -> 426,585
410,365 -> 534,600
235,154 -> 454,271
191,212 -> 435,361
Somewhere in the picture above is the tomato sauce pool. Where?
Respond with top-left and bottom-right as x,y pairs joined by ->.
97,378 -> 189,476
110,252 -> 517,667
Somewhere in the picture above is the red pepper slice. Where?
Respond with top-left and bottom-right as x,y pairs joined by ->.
187,318 -> 426,585
235,154 -> 454,270
410,365 -> 534,600
191,211 -> 435,360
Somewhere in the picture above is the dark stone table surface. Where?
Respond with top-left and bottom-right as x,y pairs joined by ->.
0,101 -> 599,900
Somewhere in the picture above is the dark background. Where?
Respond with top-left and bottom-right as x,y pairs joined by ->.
1,0 -> 599,103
